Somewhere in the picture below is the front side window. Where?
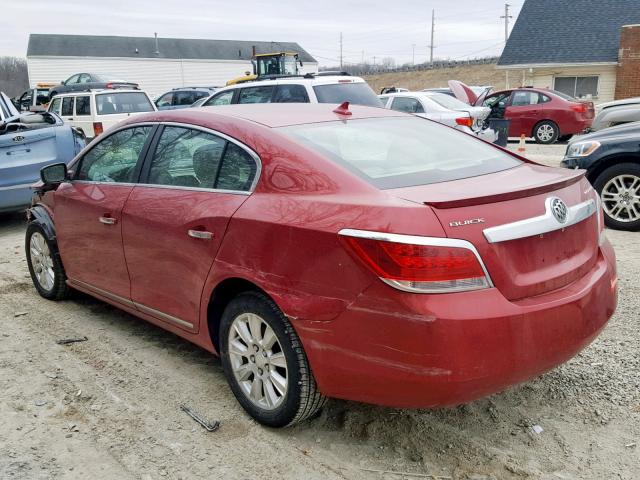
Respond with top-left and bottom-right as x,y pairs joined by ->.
78,74 -> 92,84
147,127 -> 226,188
204,90 -> 234,106
554,76 -> 598,99
313,83 -> 382,107
156,92 -> 173,108
282,117 -> 521,189
274,84 -> 309,103
238,86 -> 275,104
65,74 -> 80,85
76,126 -> 151,182
61,97 -> 74,116
511,91 -> 540,106
390,97 -> 425,114
96,92 -> 154,115
175,91 -> 197,106
49,97 -> 62,114
75,96 -> 91,116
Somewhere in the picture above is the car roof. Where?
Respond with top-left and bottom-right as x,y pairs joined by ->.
215,75 -> 367,93
130,103 -> 406,128
53,89 -> 146,97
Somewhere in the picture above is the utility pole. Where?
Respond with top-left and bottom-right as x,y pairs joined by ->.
339,32 -> 343,70
429,9 -> 435,64
412,44 -> 416,65
500,3 -> 512,88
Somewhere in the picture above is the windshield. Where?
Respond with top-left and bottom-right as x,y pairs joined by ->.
281,117 -> 521,189
313,83 -> 382,107
425,92 -> 471,110
96,92 -> 154,114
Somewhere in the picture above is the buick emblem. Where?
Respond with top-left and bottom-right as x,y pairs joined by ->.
550,197 -> 568,224
12,135 -> 24,142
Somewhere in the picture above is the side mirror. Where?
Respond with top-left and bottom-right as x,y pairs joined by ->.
40,163 -> 68,185
299,60 -> 303,67
61,80 -> 66,85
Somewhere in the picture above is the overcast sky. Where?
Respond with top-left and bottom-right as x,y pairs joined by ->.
1,0 -> 523,66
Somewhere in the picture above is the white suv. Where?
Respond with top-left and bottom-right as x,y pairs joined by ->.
47,89 -> 157,139
200,74 -> 382,108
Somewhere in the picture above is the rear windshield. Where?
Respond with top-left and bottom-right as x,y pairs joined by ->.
281,117 -> 521,189
96,92 -> 154,115
425,92 -> 470,110
313,83 -> 382,107
548,89 -> 576,102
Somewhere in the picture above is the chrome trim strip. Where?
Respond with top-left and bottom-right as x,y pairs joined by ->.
483,198 -> 596,244
134,183 -> 251,196
337,228 -> 494,289
71,279 -> 136,308
0,183 -> 33,191
381,277 -> 491,294
69,279 -> 194,329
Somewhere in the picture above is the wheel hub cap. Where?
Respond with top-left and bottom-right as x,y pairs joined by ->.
228,313 -> 288,410
601,174 -> 640,223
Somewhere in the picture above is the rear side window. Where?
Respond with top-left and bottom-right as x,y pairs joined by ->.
75,96 -> 91,116
313,83 -> 382,107
390,97 -> 424,114
238,86 -> 275,104
147,126 -> 226,189
77,126 -> 151,182
282,117 -> 521,189
61,97 -> 74,116
175,91 -> 197,106
216,143 -> 257,191
273,84 -> 309,103
96,92 -> 154,115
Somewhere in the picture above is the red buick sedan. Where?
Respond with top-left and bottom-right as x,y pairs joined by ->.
26,104 -> 617,427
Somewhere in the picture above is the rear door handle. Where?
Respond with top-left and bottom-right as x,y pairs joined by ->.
99,216 -> 117,225
188,229 -> 214,240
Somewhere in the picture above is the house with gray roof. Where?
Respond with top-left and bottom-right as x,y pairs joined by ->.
498,0 -> 640,103
26,34 -> 318,97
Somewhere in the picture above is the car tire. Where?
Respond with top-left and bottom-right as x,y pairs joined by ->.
594,163 -> 640,231
533,120 -> 560,144
25,223 -> 70,300
219,291 -> 326,427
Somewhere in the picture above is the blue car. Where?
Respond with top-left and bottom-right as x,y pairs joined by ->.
0,92 -> 86,213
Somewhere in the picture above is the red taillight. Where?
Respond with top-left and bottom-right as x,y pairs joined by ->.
106,82 -> 114,89
455,117 -> 474,128
93,122 -> 104,136
339,230 -> 491,293
570,102 -> 587,114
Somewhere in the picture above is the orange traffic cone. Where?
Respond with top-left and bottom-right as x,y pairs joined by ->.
517,134 -> 526,153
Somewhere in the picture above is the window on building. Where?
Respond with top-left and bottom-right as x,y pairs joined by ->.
554,76 -> 599,99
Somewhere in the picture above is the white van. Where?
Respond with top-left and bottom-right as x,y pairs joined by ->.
48,89 -> 156,139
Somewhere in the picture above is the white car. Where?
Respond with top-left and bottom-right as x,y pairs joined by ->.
199,73 -> 382,108
47,89 -> 157,139
379,91 -> 498,142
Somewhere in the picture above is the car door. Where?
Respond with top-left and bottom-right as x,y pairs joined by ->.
122,124 -> 259,332
54,125 -> 155,299
73,95 -> 94,137
504,90 -> 542,137
59,96 -> 75,124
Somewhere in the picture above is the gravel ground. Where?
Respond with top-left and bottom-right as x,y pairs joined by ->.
1,145 -> 638,479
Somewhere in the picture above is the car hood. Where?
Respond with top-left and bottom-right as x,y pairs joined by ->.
570,120 -> 640,143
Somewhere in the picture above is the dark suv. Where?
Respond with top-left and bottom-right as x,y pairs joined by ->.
155,87 -> 219,110
561,122 -> 640,230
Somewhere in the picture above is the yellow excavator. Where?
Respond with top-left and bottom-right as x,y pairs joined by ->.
227,51 -> 302,86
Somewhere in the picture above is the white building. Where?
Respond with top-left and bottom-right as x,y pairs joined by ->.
27,34 -> 319,98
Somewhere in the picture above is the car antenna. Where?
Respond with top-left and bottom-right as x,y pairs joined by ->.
332,101 -> 352,116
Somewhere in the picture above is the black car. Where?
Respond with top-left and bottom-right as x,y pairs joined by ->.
49,73 -> 138,99
561,121 -> 640,231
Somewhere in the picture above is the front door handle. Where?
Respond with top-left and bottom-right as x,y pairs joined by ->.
99,216 -> 117,225
188,229 -> 214,240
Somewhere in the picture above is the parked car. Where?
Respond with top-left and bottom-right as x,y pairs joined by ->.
0,92 -> 85,213
378,91 -> 497,142
49,73 -> 138,99
13,84 -> 54,112
47,89 -> 156,138
26,103 -> 617,427
155,87 -> 219,110
380,86 -> 409,94
449,81 -> 595,144
200,73 -> 382,107
561,121 -> 640,230
591,99 -> 640,131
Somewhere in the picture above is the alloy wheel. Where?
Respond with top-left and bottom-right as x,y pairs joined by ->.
536,124 -> 555,142
29,232 -> 55,291
228,312 -> 288,410
601,174 -> 640,223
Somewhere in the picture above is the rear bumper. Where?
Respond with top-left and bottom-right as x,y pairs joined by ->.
296,242 -> 617,408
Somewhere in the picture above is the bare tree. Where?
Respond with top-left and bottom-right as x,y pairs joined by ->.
0,57 -> 29,97
381,57 -> 396,69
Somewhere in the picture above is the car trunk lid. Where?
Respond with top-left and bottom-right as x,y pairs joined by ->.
388,164 -> 599,301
